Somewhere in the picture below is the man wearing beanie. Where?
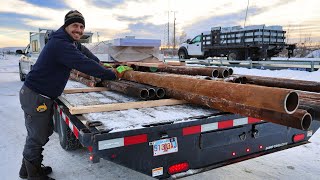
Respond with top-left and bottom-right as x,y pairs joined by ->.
19,10 -> 128,180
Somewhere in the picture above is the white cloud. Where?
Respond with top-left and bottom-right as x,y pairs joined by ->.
0,0 -> 319,47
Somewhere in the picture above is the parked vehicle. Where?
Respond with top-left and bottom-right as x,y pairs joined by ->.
178,25 -> 295,62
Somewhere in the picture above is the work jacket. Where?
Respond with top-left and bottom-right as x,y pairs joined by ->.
24,27 -> 116,99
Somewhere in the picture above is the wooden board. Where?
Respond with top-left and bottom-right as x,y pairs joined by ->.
63,87 -> 108,94
66,98 -> 188,115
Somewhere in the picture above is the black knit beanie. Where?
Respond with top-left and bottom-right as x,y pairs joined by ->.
64,10 -> 85,27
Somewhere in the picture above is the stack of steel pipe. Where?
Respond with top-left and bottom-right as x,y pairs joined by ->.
165,88 -> 312,130
122,71 -> 312,130
235,74 -> 320,120
120,80 -> 166,99
131,65 -> 235,78
102,80 -> 149,100
213,67 -> 233,78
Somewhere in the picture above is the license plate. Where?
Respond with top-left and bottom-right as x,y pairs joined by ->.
153,137 -> 178,156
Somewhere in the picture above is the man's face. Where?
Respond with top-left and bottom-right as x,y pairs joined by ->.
65,22 -> 84,41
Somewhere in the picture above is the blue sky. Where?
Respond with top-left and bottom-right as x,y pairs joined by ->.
0,0 -> 319,47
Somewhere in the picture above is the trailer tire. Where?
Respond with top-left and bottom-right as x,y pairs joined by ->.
58,113 -> 81,151
19,64 -> 25,81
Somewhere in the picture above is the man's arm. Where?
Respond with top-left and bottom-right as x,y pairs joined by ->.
55,40 -> 116,80
77,43 -> 100,63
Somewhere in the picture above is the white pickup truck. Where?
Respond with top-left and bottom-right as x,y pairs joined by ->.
178,25 -> 295,61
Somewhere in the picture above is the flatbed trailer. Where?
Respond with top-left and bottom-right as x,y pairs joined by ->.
53,81 -> 320,179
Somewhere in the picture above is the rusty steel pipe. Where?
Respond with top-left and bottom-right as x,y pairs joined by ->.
154,66 -> 220,78
298,91 -> 320,101
229,75 -> 247,84
224,76 -> 242,83
243,75 -> 320,92
148,88 -> 156,99
102,80 -> 149,99
300,99 -> 320,121
71,70 -> 94,80
227,68 -> 234,75
165,88 -> 312,130
123,71 -> 299,114
69,73 -> 97,87
156,88 -> 166,98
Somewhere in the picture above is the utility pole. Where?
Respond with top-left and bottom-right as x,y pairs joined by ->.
167,11 -> 170,48
172,11 -> 176,50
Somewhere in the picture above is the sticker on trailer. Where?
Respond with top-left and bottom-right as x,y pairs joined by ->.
152,167 -> 163,177
307,130 -> 313,137
153,137 -> 178,156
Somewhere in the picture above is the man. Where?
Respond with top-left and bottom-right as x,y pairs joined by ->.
19,10 -> 129,180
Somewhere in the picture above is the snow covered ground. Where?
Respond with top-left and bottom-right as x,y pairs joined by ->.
0,55 -> 319,180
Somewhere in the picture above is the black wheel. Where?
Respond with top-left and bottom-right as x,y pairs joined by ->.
19,64 -> 25,81
227,52 -> 237,60
178,50 -> 189,60
58,113 -> 81,150
228,52 -> 241,65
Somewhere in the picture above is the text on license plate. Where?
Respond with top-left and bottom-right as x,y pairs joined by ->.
153,137 -> 178,156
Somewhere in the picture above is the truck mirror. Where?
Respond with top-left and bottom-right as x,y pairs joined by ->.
186,39 -> 191,43
16,50 -> 24,55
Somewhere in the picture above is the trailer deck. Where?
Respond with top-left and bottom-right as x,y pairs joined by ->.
63,80 -> 221,133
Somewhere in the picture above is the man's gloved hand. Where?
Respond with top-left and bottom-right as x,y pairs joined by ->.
113,65 -> 133,79
103,63 -> 113,68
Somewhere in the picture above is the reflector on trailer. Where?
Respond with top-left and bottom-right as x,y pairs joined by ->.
182,125 -> 201,136
168,162 -> 189,175
232,152 -> 236,156
259,145 -> 263,149
246,148 -> 250,152
293,134 -> 305,142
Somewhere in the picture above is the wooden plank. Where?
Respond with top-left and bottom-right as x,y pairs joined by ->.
68,99 -> 188,115
63,87 -> 108,94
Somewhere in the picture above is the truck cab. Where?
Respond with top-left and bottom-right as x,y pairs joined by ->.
17,29 -> 93,81
178,35 -> 204,59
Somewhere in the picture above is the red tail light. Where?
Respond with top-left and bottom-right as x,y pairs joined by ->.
168,162 -> 189,174
293,134 -> 305,142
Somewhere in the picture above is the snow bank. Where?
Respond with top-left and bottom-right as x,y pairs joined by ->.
234,67 -> 320,82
